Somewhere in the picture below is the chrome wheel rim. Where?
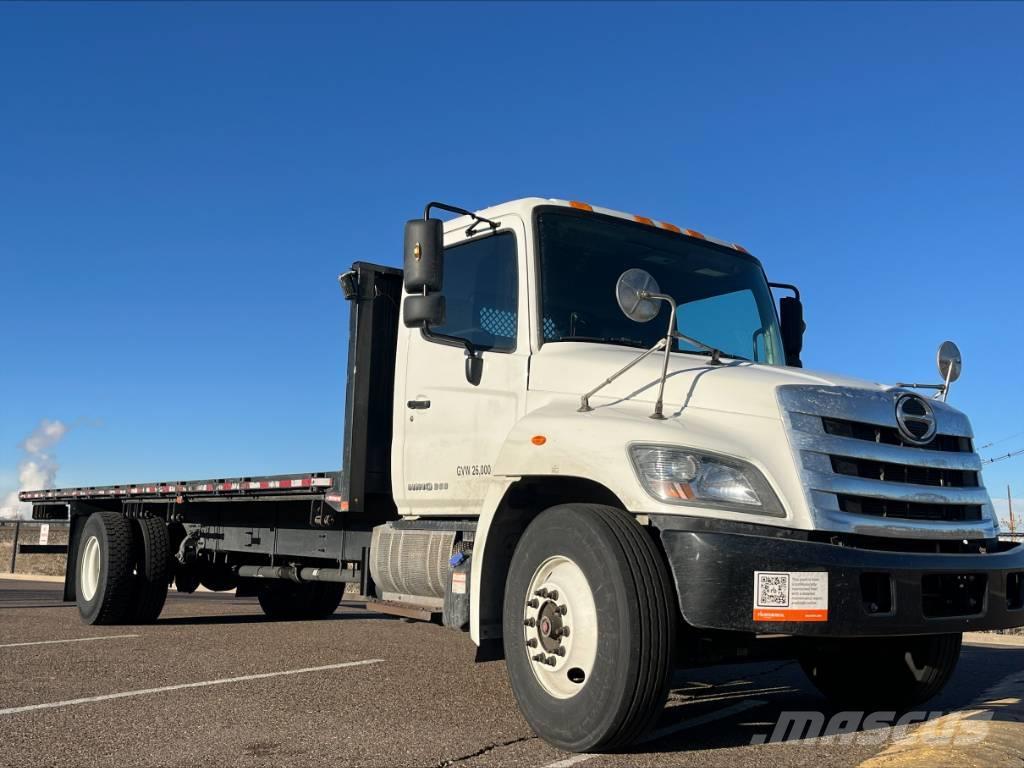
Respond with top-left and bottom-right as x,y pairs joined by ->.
522,555 -> 598,699
80,535 -> 101,602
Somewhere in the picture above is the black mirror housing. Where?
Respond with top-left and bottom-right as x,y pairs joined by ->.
779,296 -> 805,368
403,294 -> 446,329
404,219 -> 444,293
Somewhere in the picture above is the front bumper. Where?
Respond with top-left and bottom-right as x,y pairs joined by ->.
655,517 -> 1024,637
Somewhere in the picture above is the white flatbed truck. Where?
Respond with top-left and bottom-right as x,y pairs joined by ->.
24,197 -> 1024,752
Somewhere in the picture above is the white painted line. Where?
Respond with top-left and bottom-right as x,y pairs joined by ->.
542,699 -> 766,768
0,634 -> 139,649
544,754 -> 594,768
0,658 -> 383,716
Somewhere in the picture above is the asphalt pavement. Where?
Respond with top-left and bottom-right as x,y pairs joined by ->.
0,578 -> 1021,768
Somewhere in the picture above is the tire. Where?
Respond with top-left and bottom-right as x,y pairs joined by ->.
131,517 -> 170,623
800,633 -> 962,710
257,581 -> 344,620
75,511 -> 137,625
502,504 -> 675,752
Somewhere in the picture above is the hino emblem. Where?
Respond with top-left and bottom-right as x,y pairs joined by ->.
895,393 -> 936,445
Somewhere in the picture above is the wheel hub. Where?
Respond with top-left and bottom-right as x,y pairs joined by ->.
80,535 -> 101,602
522,555 -> 598,699
537,601 -> 564,652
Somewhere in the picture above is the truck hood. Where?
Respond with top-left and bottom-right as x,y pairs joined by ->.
528,342 -> 891,420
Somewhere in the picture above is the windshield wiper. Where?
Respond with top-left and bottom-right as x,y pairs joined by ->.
679,347 -> 750,363
553,336 -> 650,349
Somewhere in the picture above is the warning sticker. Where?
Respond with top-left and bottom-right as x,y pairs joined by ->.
753,571 -> 828,622
451,572 -> 467,595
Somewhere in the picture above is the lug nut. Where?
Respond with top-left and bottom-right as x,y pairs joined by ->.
546,656 -> 557,666
534,588 -> 548,598
554,626 -> 570,639
553,647 -> 566,657
532,653 -> 546,663
523,617 -> 536,627
557,604 -> 568,615
526,638 -> 538,648
526,598 -> 539,608
547,590 -> 559,601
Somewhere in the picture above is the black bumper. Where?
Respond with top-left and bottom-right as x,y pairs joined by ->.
655,518 -> 1024,637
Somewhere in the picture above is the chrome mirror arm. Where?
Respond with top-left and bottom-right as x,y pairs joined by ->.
644,292 -> 677,420
578,337 -> 667,413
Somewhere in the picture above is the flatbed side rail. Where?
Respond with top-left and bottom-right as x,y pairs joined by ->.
19,471 -> 340,504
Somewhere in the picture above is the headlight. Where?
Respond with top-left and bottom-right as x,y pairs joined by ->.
628,444 -> 785,517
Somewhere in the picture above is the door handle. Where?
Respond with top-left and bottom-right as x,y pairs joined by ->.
407,399 -> 431,410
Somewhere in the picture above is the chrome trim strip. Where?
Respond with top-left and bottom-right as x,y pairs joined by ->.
791,433 -> 983,471
804,469 -> 990,506
810,491 -> 999,540
778,385 -> 973,438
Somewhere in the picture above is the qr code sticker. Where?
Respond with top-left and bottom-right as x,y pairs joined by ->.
757,573 -> 790,607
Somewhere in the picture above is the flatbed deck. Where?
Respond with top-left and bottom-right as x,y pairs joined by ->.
20,471 -> 339,504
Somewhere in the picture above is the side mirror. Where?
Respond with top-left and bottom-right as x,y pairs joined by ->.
615,268 -> 662,322
403,218 -> 445,329
937,340 -> 962,384
779,296 -> 805,368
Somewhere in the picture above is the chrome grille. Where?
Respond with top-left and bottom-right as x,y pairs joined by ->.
779,385 -> 995,539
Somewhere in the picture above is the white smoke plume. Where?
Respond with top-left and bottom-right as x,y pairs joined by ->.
0,420 -> 69,521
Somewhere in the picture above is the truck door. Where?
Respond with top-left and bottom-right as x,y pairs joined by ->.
394,215 -> 529,517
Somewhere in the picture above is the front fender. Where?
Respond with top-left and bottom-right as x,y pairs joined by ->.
491,401 -> 653,511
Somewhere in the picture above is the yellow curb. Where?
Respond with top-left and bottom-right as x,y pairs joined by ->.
859,672 -> 1024,768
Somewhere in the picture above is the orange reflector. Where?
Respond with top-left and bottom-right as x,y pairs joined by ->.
733,243 -> 748,253
569,201 -> 592,211
531,435 -> 547,446
634,215 -> 654,226
661,222 -> 681,233
684,228 -> 706,239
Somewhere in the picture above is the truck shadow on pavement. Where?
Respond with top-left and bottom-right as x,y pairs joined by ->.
634,645 -> 1024,754
155,603 -> 400,625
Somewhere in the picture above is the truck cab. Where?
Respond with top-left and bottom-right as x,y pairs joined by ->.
387,197 -> 1021,749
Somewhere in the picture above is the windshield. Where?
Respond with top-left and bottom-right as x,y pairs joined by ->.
536,210 -> 784,364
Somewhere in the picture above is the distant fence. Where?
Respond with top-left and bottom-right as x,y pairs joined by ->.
0,521 -> 70,574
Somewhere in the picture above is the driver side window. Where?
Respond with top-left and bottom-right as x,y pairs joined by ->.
427,232 -> 518,352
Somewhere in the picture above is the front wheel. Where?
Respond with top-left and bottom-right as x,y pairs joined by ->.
502,504 -> 675,752
800,633 -> 962,710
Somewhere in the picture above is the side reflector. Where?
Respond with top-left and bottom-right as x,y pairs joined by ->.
661,222 -> 682,233
684,229 -> 706,239
634,215 -> 654,226
569,201 -> 593,211
531,435 -> 547,446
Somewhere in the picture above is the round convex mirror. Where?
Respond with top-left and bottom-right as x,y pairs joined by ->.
616,268 -> 661,323
936,340 -> 962,383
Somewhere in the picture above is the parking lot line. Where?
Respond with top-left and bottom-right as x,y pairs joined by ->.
0,658 -> 384,716
542,699 -> 766,768
0,634 -> 139,649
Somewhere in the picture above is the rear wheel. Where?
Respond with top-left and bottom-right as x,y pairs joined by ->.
800,633 -> 962,710
76,511 -> 136,625
257,581 -> 344,620
131,517 -> 170,623
502,504 -> 675,752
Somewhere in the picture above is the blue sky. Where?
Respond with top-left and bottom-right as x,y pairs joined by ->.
1,2 -> 1022,520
